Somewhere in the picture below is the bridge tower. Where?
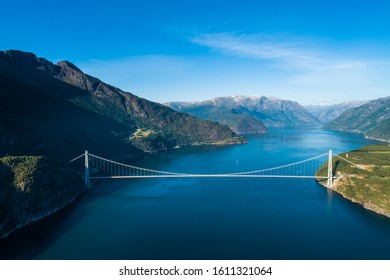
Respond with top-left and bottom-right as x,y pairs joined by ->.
327,149 -> 333,188
85,150 -> 90,186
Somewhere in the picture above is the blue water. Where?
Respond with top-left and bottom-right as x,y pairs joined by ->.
1,127 -> 390,259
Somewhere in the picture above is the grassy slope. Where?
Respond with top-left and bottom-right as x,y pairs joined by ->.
318,145 -> 390,217
0,156 -> 85,239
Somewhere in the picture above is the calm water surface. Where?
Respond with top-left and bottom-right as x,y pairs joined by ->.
1,128 -> 389,259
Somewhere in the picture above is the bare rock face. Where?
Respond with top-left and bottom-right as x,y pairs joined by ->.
56,61 -> 101,93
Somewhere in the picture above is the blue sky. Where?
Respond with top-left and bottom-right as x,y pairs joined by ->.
2,0 -> 390,105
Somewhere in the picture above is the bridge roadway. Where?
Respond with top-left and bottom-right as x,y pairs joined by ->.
67,149 -> 363,190
90,175 -> 330,179
67,150 -> 339,187
76,150 -> 334,185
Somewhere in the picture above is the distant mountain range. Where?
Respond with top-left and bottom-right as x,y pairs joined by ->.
305,101 -> 367,124
166,96 -> 321,134
167,95 -> 390,142
324,97 -> 390,141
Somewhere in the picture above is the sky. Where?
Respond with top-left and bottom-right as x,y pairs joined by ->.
2,0 -> 390,105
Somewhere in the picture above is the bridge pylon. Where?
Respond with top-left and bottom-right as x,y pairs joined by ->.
327,149 -> 333,188
85,150 -> 90,186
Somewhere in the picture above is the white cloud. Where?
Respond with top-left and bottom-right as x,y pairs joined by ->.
73,33 -> 390,105
190,32 -> 390,104
190,32 -> 373,72
191,32 -> 318,69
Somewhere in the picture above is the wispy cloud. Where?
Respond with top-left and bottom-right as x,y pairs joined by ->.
191,32 -> 319,69
190,32 -> 376,73
74,33 -> 390,105
190,32 -> 390,103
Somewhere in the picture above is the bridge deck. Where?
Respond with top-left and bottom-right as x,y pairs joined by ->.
66,150 -> 351,187
90,175 -> 330,179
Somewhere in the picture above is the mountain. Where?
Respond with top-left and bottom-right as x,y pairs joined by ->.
324,97 -> 390,141
167,100 -> 268,134
305,101 -> 368,124
0,50 -> 245,239
166,96 -> 321,134
0,50 -> 245,158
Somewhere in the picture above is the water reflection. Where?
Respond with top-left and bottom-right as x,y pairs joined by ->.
327,188 -> 334,209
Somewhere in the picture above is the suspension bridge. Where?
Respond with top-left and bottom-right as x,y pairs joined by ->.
67,150 -> 361,188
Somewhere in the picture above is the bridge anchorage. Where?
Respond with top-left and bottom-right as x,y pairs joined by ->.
67,150 -> 359,188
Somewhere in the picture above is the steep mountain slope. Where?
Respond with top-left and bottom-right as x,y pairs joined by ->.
305,101 -> 367,124
0,50 -> 245,239
166,96 -> 321,133
323,97 -> 390,141
0,50 -> 245,158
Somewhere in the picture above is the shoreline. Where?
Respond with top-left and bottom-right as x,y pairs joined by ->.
318,179 -> 390,219
364,135 -> 390,143
323,128 -> 389,143
0,188 -> 87,241
316,144 -> 390,219
0,138 -> 247,240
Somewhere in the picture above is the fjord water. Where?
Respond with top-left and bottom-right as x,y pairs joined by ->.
2,128 -> 390,259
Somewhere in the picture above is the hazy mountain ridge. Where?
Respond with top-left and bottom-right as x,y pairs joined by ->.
166,96 -> 321,134
305,101 -> 368,124
324,97 -> 390,141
